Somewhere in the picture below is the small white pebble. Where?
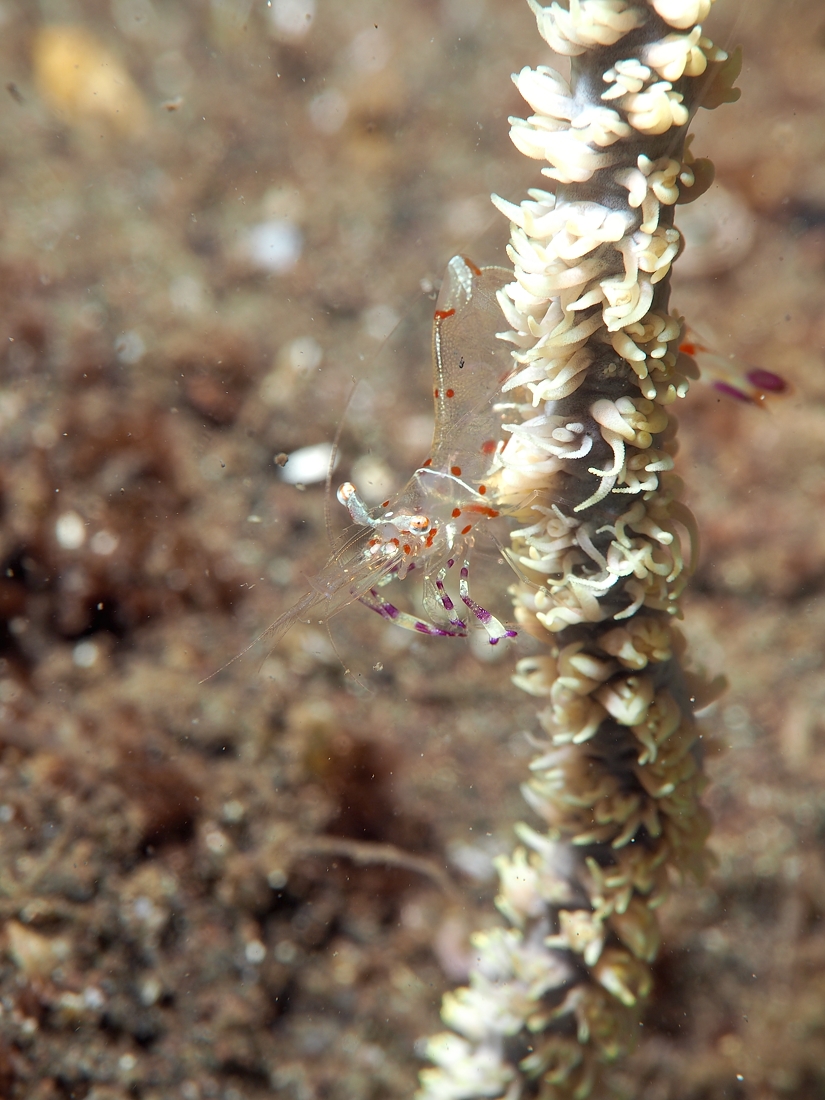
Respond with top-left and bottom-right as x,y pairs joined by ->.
274,939 -> 297,964
55,511 -> 86,550
90,530 -> 119,556
139,976 -> 162,1007
119,1053 -> 137,1072
279,442 -> 337,486
286,335 -> 322,373
221,799 -> 245,823
268,0 -> 315,40
132,896 -> 157,922
83,986 -> 105,1010
205,828 -> 229,854
245,939 -> 266,964
72,641 -> 99,669
114,331 -> 145,364
246,219 -> 302,274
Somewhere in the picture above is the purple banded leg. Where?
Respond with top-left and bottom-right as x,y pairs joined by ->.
434,568 -> 466,633
458,560 -> 518,645
360,588 -> 465,638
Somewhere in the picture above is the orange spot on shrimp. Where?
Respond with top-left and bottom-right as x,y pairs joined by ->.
382,501 -> 390,508
434,308 -> 456,320
390,537 -> 400,547
445,388 -> 455,398
423,458 -> 432,467
450,466 -> 462,477
461,256 -> 482,276
466,504 -> 500,518
434,388 -> 439,398
425,527 -> 438,547
403,544 -> 411,554
481,440 -> 496,455
461,524 -> 473,535
451,508 -> 461,518
478,484 -> 487,495
679,341 -> 697,355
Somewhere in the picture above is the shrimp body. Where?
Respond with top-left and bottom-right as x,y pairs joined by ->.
259,255 -> 519,655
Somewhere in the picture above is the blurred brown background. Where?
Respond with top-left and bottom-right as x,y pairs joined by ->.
0,1 -> 823,1097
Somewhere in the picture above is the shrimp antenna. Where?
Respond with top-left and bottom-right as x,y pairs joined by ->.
324,376 -> 359,549
198,585 -> 322,685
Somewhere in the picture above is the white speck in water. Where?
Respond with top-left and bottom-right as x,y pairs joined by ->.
279,442 -> 338,486
55,511 -> 86,550
118,1053 -> 137,1073
247,219 -> 302,273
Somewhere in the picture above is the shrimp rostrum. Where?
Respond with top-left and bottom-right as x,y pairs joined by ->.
240,255 -> 520,667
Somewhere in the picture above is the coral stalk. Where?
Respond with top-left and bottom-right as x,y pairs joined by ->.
418,2 -> 739,1096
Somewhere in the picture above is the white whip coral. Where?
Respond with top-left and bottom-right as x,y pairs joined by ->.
418,1 -> 739,1096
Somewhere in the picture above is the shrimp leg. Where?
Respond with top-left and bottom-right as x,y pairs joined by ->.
360,587 -> 467,637
458,560 -> 518,645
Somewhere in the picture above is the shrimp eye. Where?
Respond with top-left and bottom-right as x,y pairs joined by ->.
336,482 -> 356,505
407,515 -> 431,533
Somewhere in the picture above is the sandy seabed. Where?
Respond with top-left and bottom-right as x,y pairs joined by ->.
0,1 -> 823,1097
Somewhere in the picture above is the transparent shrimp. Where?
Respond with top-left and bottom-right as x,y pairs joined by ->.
681,325 -> 788,405
218,256 -> 519,675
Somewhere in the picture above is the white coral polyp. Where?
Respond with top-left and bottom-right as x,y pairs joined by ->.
513,64 -> 573,119
419,1034 -> 515,1100
510,119 -> 610,182
595,674 -> 655,725
600,273 -> 654,331
615,155 -> 683,232
572,105 -> 632,147
529,0 -> 647,56
643,27 -> 722,81
650,0 -> 713,31
623,81 -> 689,134
602,58 -> 651,100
